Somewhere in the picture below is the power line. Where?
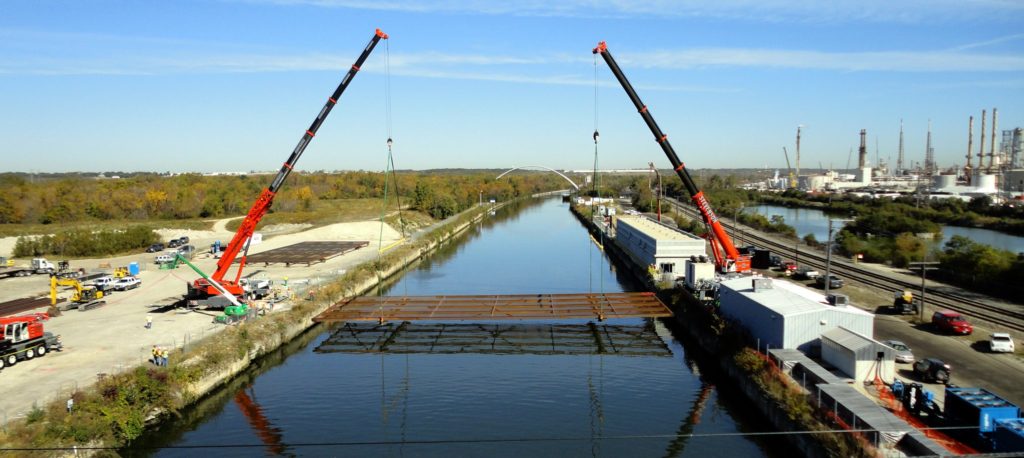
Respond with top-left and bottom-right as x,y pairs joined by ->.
3,425 -> 984,452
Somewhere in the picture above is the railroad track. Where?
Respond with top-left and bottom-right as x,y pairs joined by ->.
666,200 -> 1024,333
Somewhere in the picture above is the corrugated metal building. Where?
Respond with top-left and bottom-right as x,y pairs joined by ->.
718,277 -> 874,353
821,327 -> 896,383
614,215 -> 705,281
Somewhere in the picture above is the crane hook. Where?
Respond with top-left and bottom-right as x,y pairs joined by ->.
386,137 -> 393,148
593,130 -> 600,144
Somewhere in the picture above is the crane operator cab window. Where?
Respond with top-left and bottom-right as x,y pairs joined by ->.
5,323 -> 27,343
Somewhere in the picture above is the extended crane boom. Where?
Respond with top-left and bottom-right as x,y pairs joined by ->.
190,29 -> 388,305
593,42 -> 749,273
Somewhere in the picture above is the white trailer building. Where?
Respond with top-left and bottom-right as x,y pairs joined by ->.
717,277 -> 874,353
821,327 -> 897,383
614,215 -> 706,282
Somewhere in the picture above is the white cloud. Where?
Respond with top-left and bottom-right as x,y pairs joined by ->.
239,0 -> 1024,23
618,48 -> 1024,72
3,44 -> 1021,82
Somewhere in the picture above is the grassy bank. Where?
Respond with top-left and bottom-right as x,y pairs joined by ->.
0,203 -> 496,454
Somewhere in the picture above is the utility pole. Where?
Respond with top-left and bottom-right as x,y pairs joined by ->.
824,218 -> 854,298
909,260 -> 940,322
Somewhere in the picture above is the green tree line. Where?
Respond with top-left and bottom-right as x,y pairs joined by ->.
0,171 -> 570,225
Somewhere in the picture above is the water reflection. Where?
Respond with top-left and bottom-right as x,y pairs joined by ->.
315,321 -> 672,356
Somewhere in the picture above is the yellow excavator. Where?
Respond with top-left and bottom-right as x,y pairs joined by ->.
50,275 -> 106,311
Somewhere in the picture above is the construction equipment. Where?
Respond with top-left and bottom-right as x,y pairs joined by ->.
782,147 -> 796,188
593,42 -> 750,273
50,275 -> 106,311
0,257 -> 56,279
113,266 -> 129,278
0,313 -> 62,371
186,29 -> 388,308
177,253 -> 247,323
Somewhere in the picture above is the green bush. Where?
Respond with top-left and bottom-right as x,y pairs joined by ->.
13,226 -> 158,257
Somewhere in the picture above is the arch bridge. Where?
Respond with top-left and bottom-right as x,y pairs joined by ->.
496,165 -> 580,191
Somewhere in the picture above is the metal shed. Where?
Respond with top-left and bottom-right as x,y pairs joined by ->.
821,327 -> 896,383
614,215 -> 705,282
717,277 -> 874,353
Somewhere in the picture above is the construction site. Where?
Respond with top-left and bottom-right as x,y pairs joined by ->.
1,5 -> 1023,455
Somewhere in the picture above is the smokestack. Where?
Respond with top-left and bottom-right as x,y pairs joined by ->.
897,119 -> 905,175
925,120 -> 934,175
990,107 -> 998,170
979,109 -> 987,169
858,129 -> 867,168
966,116 -> 974,184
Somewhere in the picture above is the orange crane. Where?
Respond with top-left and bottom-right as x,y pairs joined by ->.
187,29 -> 388,307
594,42 -> 750,273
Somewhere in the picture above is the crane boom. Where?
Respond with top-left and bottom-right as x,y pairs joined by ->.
191,29 -> 388,302
593,42 -> 749,273
782,147 -> 795,188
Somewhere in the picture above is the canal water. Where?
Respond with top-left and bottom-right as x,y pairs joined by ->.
130,198 -> 785,457
748,204 -> 1024,253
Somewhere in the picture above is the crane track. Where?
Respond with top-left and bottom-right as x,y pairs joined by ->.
668,201 -> 1024,333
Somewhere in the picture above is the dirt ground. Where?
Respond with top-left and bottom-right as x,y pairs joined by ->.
0,217 -> 402,423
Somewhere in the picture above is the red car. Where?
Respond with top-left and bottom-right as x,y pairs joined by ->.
782,261 -> 798,273
931,310 -> 973,335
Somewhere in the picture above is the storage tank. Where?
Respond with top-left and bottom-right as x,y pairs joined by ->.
975,174 -> 998,191
933,174 -> 956,189
944,387 -> 1020,433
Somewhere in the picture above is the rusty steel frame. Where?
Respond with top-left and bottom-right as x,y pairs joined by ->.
315,321 -> 672,356
313,292 -> 673,323
238,241 -> 369,267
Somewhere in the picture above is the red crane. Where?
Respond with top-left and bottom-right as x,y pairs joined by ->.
593,42 -> 750,273
188,29 -> 389,305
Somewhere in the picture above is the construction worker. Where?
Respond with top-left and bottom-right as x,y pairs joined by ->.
145,315 -> 153,329
161,347 -> 170,366
151,346 -> 159,365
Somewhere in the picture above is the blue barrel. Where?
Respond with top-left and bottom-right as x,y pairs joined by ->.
129,262 -> 140,276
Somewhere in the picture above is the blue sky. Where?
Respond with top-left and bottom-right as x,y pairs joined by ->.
2,0 -> 1023,173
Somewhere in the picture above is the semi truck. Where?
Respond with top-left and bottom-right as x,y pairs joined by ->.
0,258 -> 57,279
0,313 -> 62,371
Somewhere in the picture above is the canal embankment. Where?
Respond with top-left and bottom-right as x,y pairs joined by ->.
568,204 -> 874,458
0,199 -> 514,453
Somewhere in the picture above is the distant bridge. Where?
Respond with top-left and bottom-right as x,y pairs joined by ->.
496,166 -> 580,191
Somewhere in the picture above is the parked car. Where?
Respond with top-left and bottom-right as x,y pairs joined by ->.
794,266 -> 820,280
155,254 -> 176,264
882,340 -> 915,363
989,333 -> 1015,353
146,243 -> 165,253
177,235 -> 190,245
167,238 -> 181,248
782,261 -> 798,274
815,274 -> 844,289
90,276 -> 117,292
931,310 -> 973,335
177,244 -> 196,258
913,358 -> 951,384
769,255 -> 782,268
112,276 -> 141,291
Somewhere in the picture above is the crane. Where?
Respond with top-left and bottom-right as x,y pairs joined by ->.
593,42 -> 750,273
187,29 -> 389,307
782,147 -> 795,189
